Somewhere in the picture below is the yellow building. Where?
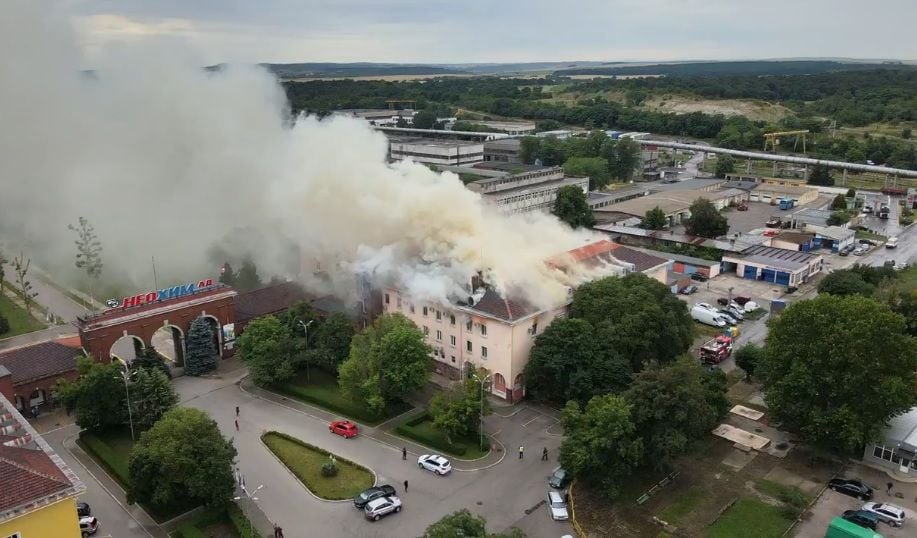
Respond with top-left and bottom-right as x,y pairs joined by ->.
0,392 -> 85,538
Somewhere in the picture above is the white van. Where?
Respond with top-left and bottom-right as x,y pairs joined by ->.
691,305 -> 726,327
886,237 -> 898,249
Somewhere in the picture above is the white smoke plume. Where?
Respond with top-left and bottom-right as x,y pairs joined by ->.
0,1 -> 602,310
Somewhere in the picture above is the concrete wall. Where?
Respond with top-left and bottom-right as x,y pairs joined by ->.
0,496 -> 82,538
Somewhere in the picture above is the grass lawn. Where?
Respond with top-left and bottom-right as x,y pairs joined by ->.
78,428 -> 189,523
743,308 -> 767,321
855,229 -> 888,242
0,292 -> 45,339
659,486 -> 706,525
393,412 -> 489,459
173,503 -> 258,538
262,432 -> 373,500
272,369 -> 410,426
704,498 -> 794,538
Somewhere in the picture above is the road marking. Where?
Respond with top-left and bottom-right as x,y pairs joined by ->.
522,416 -> 541,427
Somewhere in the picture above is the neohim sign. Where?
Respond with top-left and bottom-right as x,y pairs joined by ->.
114,278 -> 215,309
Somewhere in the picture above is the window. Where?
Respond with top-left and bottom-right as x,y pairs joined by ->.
531,321 -> 538,335
436,310 -> 442,321
384,293 -> 390,305
423,306 -> 428,317
450,315 -> 456,325
466,340 -> 472,352
874,446 -> 884,458
423,326 -> 429,336
480,324 -> 487,337
397,297 -> 402,308
409,303 -> 415,313
481,346 -> 488,359
450,335 -> 456,346
451,355 -> 456,363
6,533 -> 22,538
466,320 -> 472,331
436,330 -> 442,341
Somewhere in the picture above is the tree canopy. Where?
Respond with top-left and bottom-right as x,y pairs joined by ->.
808,165 -> 835,186
831,194 -> 848,210
817,269 -> 877,297
424,509 -> 525,538
429,370 -> 491,443
238,315 -> 299,386
552,185 -> 595,228
184,316 -> 219,376
714,154 -> 735,177
761,295 -> 917,452
563,156 -> 610,190
684,198 -> 729,238
127,408 -> 237,509
734,343 -> 766,381
641,206 -> 668,230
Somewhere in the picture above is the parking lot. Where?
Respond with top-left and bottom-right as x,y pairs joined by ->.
793,465 -> 917,537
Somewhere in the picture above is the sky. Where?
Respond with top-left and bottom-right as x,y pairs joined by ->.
65,0 -> 917,66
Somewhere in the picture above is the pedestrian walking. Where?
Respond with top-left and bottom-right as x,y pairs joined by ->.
234,419 -> 239,431
235,406 -> 240,417
402,447 -> 407,460
887,482 -> 893,495
519,445 -> 524,459
403,479 -> 409,492
542,447 -> 549,461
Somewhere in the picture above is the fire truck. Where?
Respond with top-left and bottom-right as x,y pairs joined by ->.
699,336 -> 734,365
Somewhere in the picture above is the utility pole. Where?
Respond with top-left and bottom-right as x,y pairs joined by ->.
115,363 -> 137,441
298,320 -> 316,381
471,371 -> 492,451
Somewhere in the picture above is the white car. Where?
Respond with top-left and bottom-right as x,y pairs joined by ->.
694,302 -> 718,312
79,516 -> 99,536
417,454 -> 452,475
364,495 -> 402,521
853,246 -> 866,256
861,502 -> 905,527
886,237 -> 898,249
547,490 -> 569,521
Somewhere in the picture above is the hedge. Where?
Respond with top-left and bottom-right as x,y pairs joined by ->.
172,504 -> 262,538
77,431 -> 131,487
394,413 -> 491,457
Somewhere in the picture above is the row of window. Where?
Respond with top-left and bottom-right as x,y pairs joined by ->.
422,326 -> 488,358
871,443 -> 917,470
385,293 -> 488,336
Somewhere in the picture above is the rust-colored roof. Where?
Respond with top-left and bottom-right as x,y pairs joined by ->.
466,289 -> 539,322
0,337 -> 82,385
548,240 -> 668,273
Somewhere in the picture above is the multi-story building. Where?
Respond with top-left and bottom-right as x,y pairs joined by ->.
382,240 -> 670,402
388,137 -> 484,166
466,166 -> 589,214
482,138 -> 522,164
0,391 -> 86,538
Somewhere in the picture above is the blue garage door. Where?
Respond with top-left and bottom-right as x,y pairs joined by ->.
776,272 -> 791,286
761,268 -> 778,283
743,265 -> 758,279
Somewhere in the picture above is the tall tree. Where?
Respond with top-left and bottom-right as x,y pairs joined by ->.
808,165 -> 835,186
127,408 -> 237,509
714,154 -> 735,177
641,206 -> 668,230
563,157 -> 611,190
552,185 -> 596,228
0,249 -> 7,296
12,253 -> 38,317
608,137 -> 641,182
56,356 -> 126,432
429,370 -> 491,443
424,509 -> 525,538
519,136 -> 541,164
734,343 -> 766,381
127,368 -> 179,430
761,295 -> 917,452
525,318 -> 631,405
218,262 -> 236,287
817,270 -> 875,297
314,313 -> 356,369
131,346 -> 173,379
338,313 -> 431,415
235,257 -> 262,292
570,274 -> 694,371
68,217 -> 103,308
559,394 -> 643,498
412,110 -> 437,129
624,358 -> 727,471
184,316 -> 219,376
684,198 -> 729,238
237,315 -> 297,386
830,194 -> 848,210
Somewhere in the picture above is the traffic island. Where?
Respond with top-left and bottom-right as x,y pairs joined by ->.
261,431 -> 374,501
392,412 -> 491,460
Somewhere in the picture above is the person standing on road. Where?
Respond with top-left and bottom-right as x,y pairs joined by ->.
234,419 -> 239,431
403,480 -> 408,492
542,447 -> 549,461
887,482 -> 893,495
519,445 -> 524,459
236,406 -> 240,417
402,447 -> 407,460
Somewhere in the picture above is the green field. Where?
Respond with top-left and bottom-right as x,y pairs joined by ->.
262,431 -> 374,500
273,370 -> 410,426
0,292 -> 45,339
705,498 -> 795,538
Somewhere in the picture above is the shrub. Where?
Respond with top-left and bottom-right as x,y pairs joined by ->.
0,314 -> 9,335
321,462 -> 338,477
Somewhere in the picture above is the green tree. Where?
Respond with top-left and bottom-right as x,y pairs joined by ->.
552,185 -> 595,228
846,188 -> 856,198
184,316 -> 219,376
56,356 -> 125,432
424,509 -> 525,538
68,217 -> 104,308
902,127 -> 912,139
831,194 -> 848,210
734,343 -> 766,381
559,394 -> 643,497
314,313 -> 356,370
808,165 -> 835,186
218,262 -> 236,287
237,315 -> 298,385
11,253 -> 38,318
519,136 -> 541,164
338,313 -> 431,415
535,119 -> 563,132
131,346 -> 172,379
127,408 -> 237,509
624,358 -> 728,471
235,257 -> 262,292
827,211 -> 851,226
570,274 -> 694,370
525,318 -> 631,405
128,368 -> 179,430
684,198 -> 729,238
817,270 -> 875,296
0,314 -> 8,336
604,138 -> 641,182
429,371 -> 491,443
761,295 -> 917,452
641,206 -> 668,230
714,154 -> 735,178
563,156 -> 610,190
412,110 -> 437,129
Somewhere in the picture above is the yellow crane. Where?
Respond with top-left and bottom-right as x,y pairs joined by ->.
764,130 -> 809,154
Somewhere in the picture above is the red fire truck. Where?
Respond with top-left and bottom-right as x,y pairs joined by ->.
699,336 -> 734,364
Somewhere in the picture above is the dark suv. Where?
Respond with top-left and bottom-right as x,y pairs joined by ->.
842,510 -> 879,530
353,485 -> 397,509
828,478 -> 873,500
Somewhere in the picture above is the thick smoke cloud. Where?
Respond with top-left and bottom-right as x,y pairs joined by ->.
0,1 -> 600,309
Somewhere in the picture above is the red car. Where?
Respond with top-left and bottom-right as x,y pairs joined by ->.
329,420 -> 359,438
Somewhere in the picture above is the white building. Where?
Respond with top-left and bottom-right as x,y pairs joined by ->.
388,137 -> 484,166
466,166 -> 588,214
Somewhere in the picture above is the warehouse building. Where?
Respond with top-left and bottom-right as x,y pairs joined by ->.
863,407 -> 917,479
467,167 -> 589,214
724,174 -> 819,205
476,121 -> 536,135
593,188 -> 748,227
770,231 -> 817,252
723,245 -> 824,287
388,137 -> 484,166
483,138 -> 522,163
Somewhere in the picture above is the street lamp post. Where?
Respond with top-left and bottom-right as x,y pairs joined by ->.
233,481 -> 263,537
298,320 -> 316,381
470,371 -> 492,451
114,360 -> 137,441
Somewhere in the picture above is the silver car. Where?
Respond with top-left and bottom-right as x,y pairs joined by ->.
547,490 -> 569,521
861,502 -> 905,527
364,495 -> 402,521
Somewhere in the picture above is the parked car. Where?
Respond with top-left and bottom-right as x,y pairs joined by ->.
717,310 -> 738,325
839,244 -> 855,256
843,510 -> 880,531
678,285 -> 697,295
690,273 -> 708,282
886,236 -> 899,249
861,502 -> 905,527
826,516 -> 883,538
79,516 -> 99,536
732,296 -> 752,306
548,468 -> 569,489
353,484 -> 397,509
418,454 -> 452,475
853,246 -> 867,256
691,305 -> 726,328
77,502 -> 91,518
829,478 -> 874,500
329,420 -> 359,438
546,490 -> 569,521
364,495 -> 402,521
724,305 -> 744,320
694,302 -> 717,312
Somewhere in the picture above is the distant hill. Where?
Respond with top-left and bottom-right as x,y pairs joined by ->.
555,60 -> 915,77
257,63 -> 470,79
